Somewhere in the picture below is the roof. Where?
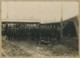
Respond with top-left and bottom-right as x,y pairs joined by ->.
2,16 -> 78,25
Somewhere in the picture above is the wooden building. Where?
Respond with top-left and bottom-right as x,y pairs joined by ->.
2,16 -> 78,44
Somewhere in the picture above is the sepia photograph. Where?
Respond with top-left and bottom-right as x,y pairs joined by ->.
1,1 -> 79,57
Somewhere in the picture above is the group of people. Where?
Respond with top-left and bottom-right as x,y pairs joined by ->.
2,23 -> 61,45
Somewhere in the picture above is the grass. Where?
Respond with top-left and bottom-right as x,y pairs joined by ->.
1,36 -> 78,57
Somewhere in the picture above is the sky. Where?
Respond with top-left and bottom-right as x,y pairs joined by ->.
1,1 -> 79,23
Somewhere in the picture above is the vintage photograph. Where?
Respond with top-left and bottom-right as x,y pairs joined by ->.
1,1 -> 79,57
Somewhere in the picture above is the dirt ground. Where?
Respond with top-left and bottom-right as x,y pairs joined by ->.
1,36 -> 78,57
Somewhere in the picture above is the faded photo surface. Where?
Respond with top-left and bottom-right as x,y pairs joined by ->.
1,1 -> 79,57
